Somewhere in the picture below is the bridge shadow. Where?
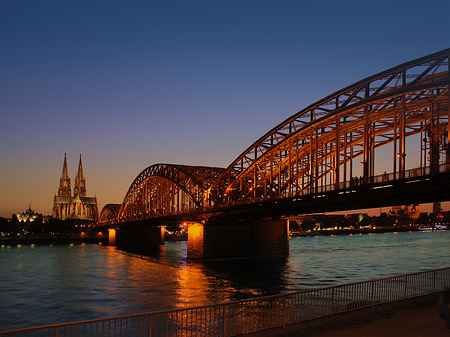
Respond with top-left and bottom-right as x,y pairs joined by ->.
200,254 -> 291,299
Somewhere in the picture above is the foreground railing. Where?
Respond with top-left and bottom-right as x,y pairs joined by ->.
2,267 -> 449,337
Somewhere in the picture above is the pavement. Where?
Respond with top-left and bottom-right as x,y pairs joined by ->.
311,299 -> 449,337
246,294 -> 449,337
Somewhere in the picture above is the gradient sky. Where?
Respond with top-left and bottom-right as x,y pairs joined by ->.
1,0 -> 449,218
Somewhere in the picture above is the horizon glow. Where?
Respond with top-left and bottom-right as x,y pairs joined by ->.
1,0 -> 449,217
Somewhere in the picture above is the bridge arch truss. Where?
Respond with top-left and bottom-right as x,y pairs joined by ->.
210,49 -> 450,203
99,204 -> 121,223
102,49 -> 450,225
117,164 -> 225,221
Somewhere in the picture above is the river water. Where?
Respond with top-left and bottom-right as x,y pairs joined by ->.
0,230 -> 449,331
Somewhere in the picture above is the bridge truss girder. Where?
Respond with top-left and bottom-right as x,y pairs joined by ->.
99,203 -> 121,223
118,164 -> 224,222
211,49 -> 450,203
106,49 -> 450,225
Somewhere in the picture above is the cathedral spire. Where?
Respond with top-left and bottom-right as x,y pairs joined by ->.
74,154 -> 86,197
58,153 -> 71,197
62,153 -> 69,179
77,154 -> 84,180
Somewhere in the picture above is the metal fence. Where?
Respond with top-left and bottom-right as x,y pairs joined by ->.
2,267 -> 449,337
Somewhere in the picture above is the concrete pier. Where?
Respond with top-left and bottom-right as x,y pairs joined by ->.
108,226 -> 164,248
187,218 -> 289,259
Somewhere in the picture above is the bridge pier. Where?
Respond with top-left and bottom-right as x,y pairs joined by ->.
108,228 -> 116,245
187,218 -> 289,260
108,226 -> 165,248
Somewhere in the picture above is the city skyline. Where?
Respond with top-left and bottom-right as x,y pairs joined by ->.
1,1 -> 449,218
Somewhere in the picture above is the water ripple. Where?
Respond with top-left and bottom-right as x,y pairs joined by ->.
0,231 -> 448,331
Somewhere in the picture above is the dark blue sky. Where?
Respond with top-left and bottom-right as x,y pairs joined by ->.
1,0 -> 449,216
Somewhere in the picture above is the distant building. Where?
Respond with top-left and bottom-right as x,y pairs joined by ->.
433,202 -> 442,216
52,154 -> 98,220
389,205 -> 420,220
14,205 -> 41,222
407,205 -> 420,220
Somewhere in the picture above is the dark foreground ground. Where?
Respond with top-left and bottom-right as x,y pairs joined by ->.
246,294 -> 449,337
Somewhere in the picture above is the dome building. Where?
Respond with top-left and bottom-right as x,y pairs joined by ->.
15,205 -> 41,222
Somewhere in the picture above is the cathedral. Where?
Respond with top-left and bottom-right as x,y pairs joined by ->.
52,154 -> 98,220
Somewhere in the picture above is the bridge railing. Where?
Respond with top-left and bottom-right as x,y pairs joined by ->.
2,267 -> 449,337
290,162 -> 448,199
204,163 -> 449,211
99,163 -> 449,225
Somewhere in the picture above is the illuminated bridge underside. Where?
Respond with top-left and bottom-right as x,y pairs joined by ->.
103,49 -> 450,225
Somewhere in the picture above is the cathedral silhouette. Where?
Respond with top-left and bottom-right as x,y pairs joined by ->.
52,154 -> 98,220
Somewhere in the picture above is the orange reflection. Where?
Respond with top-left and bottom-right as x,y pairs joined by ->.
176,263 -> 212,308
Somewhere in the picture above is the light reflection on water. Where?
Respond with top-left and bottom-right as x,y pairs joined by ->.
0,230 -> 448,331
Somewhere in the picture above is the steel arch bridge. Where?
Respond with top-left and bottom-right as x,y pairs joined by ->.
116,164 -> 225,222
98,204 -> 121,223
100,48 -> 450,225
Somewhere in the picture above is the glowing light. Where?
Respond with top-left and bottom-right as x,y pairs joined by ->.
187,223 -> 204,259
108,228 -> 117,245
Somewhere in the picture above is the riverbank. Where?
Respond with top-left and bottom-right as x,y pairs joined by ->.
0,236 -> 108,245
289,226 -> 447,237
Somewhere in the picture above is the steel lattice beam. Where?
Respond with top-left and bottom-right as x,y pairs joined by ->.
100,48 -> 450,224
210,48 -> 450,203
117,164 -> 224,222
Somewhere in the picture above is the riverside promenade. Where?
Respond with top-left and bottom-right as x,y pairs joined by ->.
314,301 -> 448,337
248,293 -> 448,337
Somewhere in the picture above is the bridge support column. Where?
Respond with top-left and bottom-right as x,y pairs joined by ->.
187,218 -> 289,260
110,226 -> 165,248
447,84 -> 450,170
108,228 -> 116,245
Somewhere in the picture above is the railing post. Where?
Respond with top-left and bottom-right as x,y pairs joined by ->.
331,287 -> 335,317
148,314 -> 152,337
282,297 -> 286,330
55,327 -> 59,337
404,275 -> 409,301
432,270 -> 437,294
223,304 -> 227,337
371,280 -> 375,309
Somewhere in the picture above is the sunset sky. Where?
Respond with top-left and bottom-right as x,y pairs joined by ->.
1,0 -> 449,217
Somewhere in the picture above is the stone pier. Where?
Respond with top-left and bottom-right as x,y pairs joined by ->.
108,226 -> 165,248
187,218 -> 289,260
